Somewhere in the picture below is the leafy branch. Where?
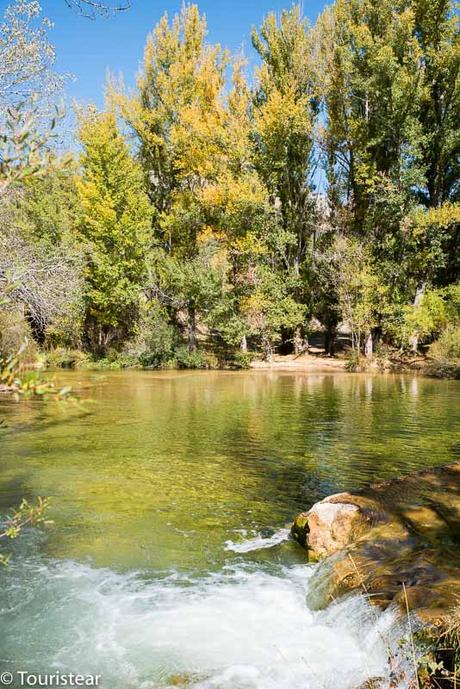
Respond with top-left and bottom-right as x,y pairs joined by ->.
0,497 -> 51,566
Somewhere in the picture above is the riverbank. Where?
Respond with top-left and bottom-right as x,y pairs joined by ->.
251,352 -> 348,372
2,339 -> 456,379
251,351 -> 460,378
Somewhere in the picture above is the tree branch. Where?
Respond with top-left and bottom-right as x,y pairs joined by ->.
63,0 -> 131,19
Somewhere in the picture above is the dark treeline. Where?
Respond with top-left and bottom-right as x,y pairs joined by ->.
0,0 -> 459,370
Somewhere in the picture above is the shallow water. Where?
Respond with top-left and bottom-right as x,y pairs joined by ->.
0,370 -> 459,688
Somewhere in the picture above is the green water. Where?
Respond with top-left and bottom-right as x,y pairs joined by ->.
0,370 -> 459,689
0,370 -> 459,572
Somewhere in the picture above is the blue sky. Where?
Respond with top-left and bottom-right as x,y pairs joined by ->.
2,0 -> 328,107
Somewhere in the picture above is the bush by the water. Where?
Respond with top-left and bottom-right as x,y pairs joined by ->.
0,312 -> 37,365
44,348 -> 89,369
426,327 -> 460,379
429,327 -> 460,361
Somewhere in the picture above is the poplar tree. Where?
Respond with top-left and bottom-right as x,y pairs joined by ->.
252,5 -> 319,275
318,0 -> 425,233
317,0 -> 437,353
77,109 -> 152,353
111,5 -> 228,351
413,0 -> 460,288
251,6 -> 319,351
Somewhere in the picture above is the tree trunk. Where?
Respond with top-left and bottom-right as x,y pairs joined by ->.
409,283 -> 426,353
187,304 -> 197,352
324,326 -> 336,356
364,331 -> 373,359
293,327 -> 306,356
240,335 -> 248,353
262,335 -> 273,362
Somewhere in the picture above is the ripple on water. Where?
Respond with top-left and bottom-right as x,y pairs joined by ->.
0,371 -> 457,687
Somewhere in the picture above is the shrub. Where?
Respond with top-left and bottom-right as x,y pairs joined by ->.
202,351 -> 220,369
344,350 -> 362,371
426,327 -> 460,378
429,326 -> 460,361
78,351 -> 141,370
0,311 -> 37,364
173,347 -> 208,370
230,351 -> 254,369
44,348 -> 89,369
134,303 -> 176,368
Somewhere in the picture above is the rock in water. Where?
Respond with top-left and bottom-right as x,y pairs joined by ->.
306,499 -> 366,557
291,462 -> 460,616
292,493 -> 373,558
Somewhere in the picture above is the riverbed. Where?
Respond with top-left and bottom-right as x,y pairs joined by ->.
0,370 -> 459,688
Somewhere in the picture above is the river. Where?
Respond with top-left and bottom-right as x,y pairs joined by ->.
0,370 -> 459,688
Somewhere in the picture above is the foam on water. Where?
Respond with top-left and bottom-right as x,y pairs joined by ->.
224,528 -> 291,553
0,554 -> 412,689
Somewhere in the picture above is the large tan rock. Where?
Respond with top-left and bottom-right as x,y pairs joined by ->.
307,500 -> 365,556
292,462 -> 460,617
292,493 -> 373,558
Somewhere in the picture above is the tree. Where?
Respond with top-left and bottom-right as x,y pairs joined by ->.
252,5 -> 319,351
0,0 -> 65,116
77,109 -> 152,353
411,0 -> 460,294
414,0 -> 460,210
0,96 -> 79,350
111,5 -> 229,351
252,6 -> 319,269
319,236 -> 386,355
200,57 -> 276,355
316,0 -> 460,354
0,225 -> 82,345
240,265 -> 306,360
318,0 -> 425,232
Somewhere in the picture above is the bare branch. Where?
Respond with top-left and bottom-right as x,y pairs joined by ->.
0,1 -> 66,116
63,0 -> 131,19
0,226 -> 83,333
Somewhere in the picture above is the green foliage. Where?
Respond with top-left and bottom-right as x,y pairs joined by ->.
77,109 -> 152,353
78,352 -> 141,370
391,285 -> 460,349
0,309 -> 36,361
230,351 -> 254,370
0,497 -> 50,567
14,166 -> 80,245
1,0 -> 459,369
319,0 -> 426,225
135,302 -> 177,367
0,342 -> 73,399
430,326 -> 460,362
44,348 -> 89,369
252,5 -> 319,273
429,325 -> 460,376
172,346 -> 209,370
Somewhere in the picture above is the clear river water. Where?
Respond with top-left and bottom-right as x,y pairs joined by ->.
0,370 -> 459,689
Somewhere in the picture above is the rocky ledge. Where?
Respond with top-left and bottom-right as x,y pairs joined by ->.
292,462 -> 460,620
